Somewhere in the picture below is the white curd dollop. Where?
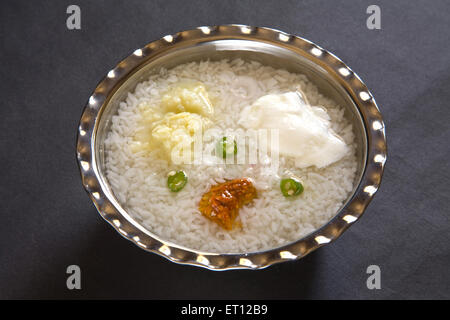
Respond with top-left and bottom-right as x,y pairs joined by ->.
238,91 -> 349,168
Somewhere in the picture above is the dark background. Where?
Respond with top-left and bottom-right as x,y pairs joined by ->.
1,0 -> 449,299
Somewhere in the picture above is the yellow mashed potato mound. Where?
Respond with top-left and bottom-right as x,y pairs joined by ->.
130,82 -> 213,162
161,82 -> 213,117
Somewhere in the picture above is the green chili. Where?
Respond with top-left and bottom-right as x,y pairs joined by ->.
280,178 -> 304,197
167,170 -> 187,192
216,136 -> 237,159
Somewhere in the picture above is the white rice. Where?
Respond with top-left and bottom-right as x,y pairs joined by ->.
104,59 -> 358,253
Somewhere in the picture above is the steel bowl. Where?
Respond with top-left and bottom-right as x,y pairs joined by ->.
76,25 -> 387,270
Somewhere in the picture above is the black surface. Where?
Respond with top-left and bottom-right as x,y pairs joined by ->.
1,0 -> 449,300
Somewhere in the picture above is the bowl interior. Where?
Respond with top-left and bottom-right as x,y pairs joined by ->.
94,39 -> 368,252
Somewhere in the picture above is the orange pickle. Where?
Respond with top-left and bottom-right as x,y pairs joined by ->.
199,178 -> 257,230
